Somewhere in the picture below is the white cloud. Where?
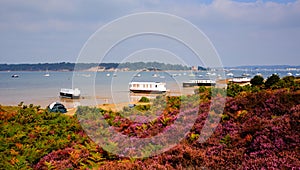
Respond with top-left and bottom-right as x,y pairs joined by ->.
0,0 -> 299,65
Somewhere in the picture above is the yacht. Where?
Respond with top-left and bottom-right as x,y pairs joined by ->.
129,82 -> 167,93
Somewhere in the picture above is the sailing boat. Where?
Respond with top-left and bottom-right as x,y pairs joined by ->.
44,69 -> 50,77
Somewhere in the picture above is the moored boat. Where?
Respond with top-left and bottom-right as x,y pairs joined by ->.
226,72 -> 234,77
129,82 -> 167,93
60,88 -> 81,99
43,73 -> 50,77
183,79 -> 216,87
230,76 -> 251,83
11,74 -> 19,78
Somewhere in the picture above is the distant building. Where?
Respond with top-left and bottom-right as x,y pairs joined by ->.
191,66 -> 197,71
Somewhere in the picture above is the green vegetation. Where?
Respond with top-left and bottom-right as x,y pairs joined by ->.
265,74 -> 280,88
250,75 -> 264,86
138,97 -> 150,103
0,105 -> 110,169
222,75 -> 300,98
1,76 -> 300,169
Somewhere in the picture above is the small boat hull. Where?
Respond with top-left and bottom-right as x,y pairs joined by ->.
183,82 -> 216,87
59,88 -> 80,99
11,74 -> 19,78
59,92 -> 80,99
129,89 -> 166,94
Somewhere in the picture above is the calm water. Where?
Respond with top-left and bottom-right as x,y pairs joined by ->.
0,69 -> 299,108
0,71 -> 193,108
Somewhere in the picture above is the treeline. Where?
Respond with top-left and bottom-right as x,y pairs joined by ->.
117,62 -> 190,71
0,62 -> 190,71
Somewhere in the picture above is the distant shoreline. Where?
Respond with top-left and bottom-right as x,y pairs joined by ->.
0,62 -> 192,72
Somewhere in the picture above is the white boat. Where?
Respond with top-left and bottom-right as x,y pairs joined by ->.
230,77 -> 251,83
226,72 -> 234,77
81,74 -> 91,77
183,79 -> 216,87
152,73 -> 158,77
44,69 -> 50,77
287,72 -> 293,76
60,88 -> 81,99
129,82 -> 167,93
242,73 -> 250,77
134,74 -> 141,77
11,74 -> 19,78
106,73 -> 110,77
43,73 -> 50,77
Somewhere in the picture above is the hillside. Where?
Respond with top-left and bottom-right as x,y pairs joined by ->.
0,87 -> 299,169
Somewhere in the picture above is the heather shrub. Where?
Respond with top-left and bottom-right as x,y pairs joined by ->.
1,89 -> 300,169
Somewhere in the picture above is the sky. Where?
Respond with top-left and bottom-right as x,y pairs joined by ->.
0,0 -> 299,66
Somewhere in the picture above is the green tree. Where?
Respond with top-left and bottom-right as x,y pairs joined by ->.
250,75 -> 264,86
265,74 -> 280,89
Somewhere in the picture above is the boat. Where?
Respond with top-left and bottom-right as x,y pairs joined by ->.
134,74 -> 141,77
230,77 -> 251,83
44,69 -> 50,77
43,73 -> 50,77
152,73 -> 158,77
59,88 -> 81,99
183,79 -> 216,87
226,72 -> 234,77
11,74 -> 19,78
81,74 -> 91,77
287,72 -> 293,76
242,73 -> 250,77
106,73 -> 110,77
129,82 -> 167,93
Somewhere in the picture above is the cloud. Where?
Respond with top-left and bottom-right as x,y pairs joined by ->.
0,0 -> 299,65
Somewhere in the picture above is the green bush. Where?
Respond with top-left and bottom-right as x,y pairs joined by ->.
250,75 -> 264,86
265,74 -> 280,88
139,97 -> 150,103
0,105 -> 88,169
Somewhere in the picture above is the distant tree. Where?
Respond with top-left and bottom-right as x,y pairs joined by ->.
265,74 -> 280,88
250,75 -> 264,86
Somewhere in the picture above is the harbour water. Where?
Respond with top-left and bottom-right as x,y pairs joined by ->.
0,69 -> 299,108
